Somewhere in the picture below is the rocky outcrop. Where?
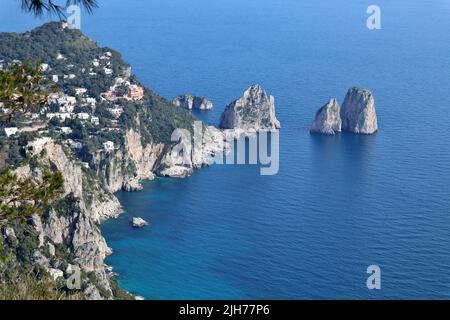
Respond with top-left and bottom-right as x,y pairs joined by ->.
93,129 -> 165,193
219,84 -> 281,133
341,87 -> 378,134
157,125 -> 228,178
310,99 -> 342,135
173,94 -> 213,110
309,88 -> 378,135
125,129 -> 164,180
132,217 -> 148,228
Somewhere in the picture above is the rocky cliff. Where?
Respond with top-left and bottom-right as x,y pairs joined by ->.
219,84 -> 281,133
14,140 -> 122,299
310,99 -> 342,135
157,125 -> 228,178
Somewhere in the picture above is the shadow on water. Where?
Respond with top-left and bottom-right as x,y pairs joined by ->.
310,132 -> 342,160
310,131 -> 377,161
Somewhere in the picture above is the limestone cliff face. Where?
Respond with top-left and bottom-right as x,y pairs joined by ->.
341,87 -> 378,134
94,149 -> 140,193
17,125 -> 226,298
173,94 -> 213,110
158,126 -> 228,178
310,99 -> 342,135
91,129 -> 165,192
16,140 -> 122,299
125,129 -> 164,180
219,84 -> 281,132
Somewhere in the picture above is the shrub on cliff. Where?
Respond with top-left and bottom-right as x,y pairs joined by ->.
0,168 -> 64,225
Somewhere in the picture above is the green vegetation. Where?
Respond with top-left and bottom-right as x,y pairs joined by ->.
0,61 -> 57,122
0,62 -> 64,225
19,0 -> 97,17
0,222 -> 82,300
0,269 -> 84,300
0,167 -> 64,225
0,22 -> 197,146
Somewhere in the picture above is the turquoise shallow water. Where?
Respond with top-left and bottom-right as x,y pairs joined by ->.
2,0 -> 450,299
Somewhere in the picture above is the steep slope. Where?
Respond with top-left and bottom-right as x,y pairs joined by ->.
0,22 -> 225,299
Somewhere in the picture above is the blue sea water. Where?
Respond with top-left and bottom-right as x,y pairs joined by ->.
2,0 -> 450,299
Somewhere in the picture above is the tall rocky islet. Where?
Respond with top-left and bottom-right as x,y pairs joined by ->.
310,87 -> 378,135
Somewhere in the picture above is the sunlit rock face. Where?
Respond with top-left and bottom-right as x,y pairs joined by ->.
219,84 -> 281,132
341,87 -> 378,134
310,98 -> 342,135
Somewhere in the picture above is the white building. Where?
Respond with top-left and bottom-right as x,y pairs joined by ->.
68,74 -> 76,79
60,127 -> 73,134
46,113 -> 72,121
91,116 -> 100,125
109,106 -> 123,118
67,96 -> 77,105
77,113 -> 90,120
52,75 -> 59,83
104,67 -> 113,75
4,127 -> 18,137
85,97 -> 96,107
59,104 -> 74,114
103,141 -> 115,152
75,88 -> 87,95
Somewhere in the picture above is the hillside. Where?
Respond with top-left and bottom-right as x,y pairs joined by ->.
0,22 -> 222,299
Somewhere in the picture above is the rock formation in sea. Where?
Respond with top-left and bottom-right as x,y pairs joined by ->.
310,88 -> 378,135
157,125 -> 228,178
310,98 -> 342,135
173,94 -> 213,110
340,87 -> 378,134
219,84 -> 281,133
132,217 -> 148,228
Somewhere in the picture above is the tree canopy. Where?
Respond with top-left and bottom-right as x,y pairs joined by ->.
0,62 -> 57,123
19,0 -> 97,18
0,168 -> 64,225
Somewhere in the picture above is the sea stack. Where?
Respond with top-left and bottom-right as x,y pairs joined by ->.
172,94 -> 213,110
132,217 -> 148,228
340,87 -> 378,134
219,84 -> 281,132
310,98 -> 342,135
